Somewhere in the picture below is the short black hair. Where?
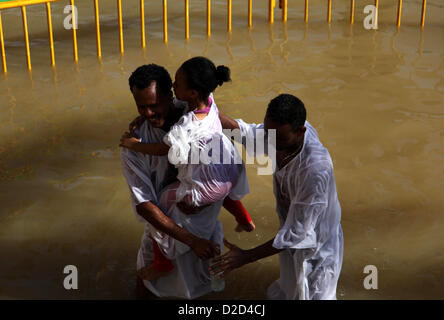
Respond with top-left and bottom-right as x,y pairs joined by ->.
180,56 -> 231,102
128,64 -> 172,97
266,94 -> 306,131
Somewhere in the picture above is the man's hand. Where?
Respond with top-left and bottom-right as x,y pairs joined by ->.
120,132 -> 140,150
208,238 -> 250,277
190,237 -> 220,261
129,115 -> 146,133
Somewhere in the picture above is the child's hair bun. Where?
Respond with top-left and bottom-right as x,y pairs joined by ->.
216,65 -> 231,86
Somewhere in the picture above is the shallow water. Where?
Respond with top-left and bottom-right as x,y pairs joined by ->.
0,0 -> 443,299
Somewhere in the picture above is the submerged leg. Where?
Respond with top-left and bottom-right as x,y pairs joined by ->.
137,238 -> 175,281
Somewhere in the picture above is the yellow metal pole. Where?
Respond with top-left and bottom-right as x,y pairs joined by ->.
0,0 -> 59,10
185,0 -> 189,39
207,0 -> 211,37
327,0 -> 331,23
420,0 -> 426,28
94,0 -> 101,57
350,0 -> 354,24
305,0 -> 308,23
248,0 -> 252,28
70,0 -> 78,62
268,0 -> 274,23
163,0 -> 167,43
117,0 -> 123,54
396,0 -> 402,27
227,0 -> 231,32
46,3 -> 55,66
21,6 -> 31,70
282,0 -> 287,22
0,11 -> 6,73
140,0 -> 145,48
374,0 -> 378,28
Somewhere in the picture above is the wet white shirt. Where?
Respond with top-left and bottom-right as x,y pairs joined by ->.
120,100 -> 249,299
236,119 -> 344,300
163,94 -> 247,207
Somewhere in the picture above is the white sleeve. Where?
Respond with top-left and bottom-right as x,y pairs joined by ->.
120,148 -> 159,222
227,162 -> 250,200
272,169 -> 330,250
235,119 -> 268,157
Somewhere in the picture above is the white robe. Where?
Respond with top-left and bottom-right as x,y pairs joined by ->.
120,101 -> 249,299
163,94 -> 245,207
236,119 -> 344,300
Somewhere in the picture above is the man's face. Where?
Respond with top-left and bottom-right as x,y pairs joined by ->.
264,116 -> 305,151
131,82 -> 171,128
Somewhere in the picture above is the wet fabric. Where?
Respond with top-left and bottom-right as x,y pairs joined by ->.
236,119 -> 344,300
121,120 -> 221,299
163,94 -> 248,207
120,99 -> 249,299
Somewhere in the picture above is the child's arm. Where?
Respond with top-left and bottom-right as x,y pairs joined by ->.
120,132 -> 170,156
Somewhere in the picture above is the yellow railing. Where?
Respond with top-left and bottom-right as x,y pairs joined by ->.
0,0 -> 430,74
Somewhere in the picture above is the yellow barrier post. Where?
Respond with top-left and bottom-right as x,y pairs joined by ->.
420,0 -> 426,28
163,0 -> 167,43
327,0 -> 331,23
282,0 -> 287,23
397,0 -> 402,27
140,0 -> 145,48
248,0 -> 252,28
185,0 -> 189,39
350,0 -> 354,24
0,0 -> 57,10
21,6 -> 31,70
46,2 -> 55,66
117,0 -> 123,54
70,0 -> 78,62
268,0 -> 274,23
0,11 -> 6,73
227,0 -> 231,32
94,0 -> 102,57
375,0 -> 378,28
207,0 -> 211,37
305,0 -> 308,23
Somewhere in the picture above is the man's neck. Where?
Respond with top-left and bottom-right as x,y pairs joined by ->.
276,141 -> 304,169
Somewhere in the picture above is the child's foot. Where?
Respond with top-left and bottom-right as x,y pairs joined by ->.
235,221 -> 256,232
137,264 -> 174,281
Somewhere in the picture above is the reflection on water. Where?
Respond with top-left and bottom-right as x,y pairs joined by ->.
0,1 -> 444,299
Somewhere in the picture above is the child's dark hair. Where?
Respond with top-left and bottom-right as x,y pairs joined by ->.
180,56 -> 231,102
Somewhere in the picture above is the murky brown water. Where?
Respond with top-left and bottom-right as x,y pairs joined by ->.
0,0 -> 443,299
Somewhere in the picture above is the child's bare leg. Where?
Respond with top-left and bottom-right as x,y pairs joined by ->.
137,264 -> 174,281
222,197 -> 256,232
235,220 -> 256,232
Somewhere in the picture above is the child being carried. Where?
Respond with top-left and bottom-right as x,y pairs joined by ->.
120,57 -> 255,281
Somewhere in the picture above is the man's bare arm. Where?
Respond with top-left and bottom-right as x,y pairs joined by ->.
245,238 -> 282,263
136,201 -> 219,260
219,112 -> 240,130
209,238 -> 282,276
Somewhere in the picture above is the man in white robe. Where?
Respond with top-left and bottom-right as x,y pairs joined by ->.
120,64 -> 248,299
213,94 -> 344,300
